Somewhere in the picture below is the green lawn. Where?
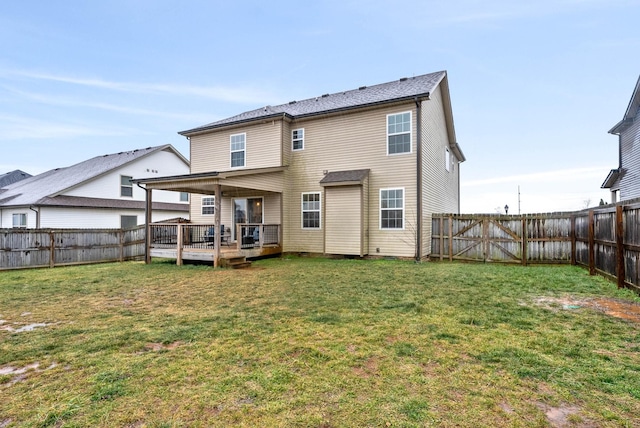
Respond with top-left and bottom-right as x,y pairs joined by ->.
0,257 -> 639,427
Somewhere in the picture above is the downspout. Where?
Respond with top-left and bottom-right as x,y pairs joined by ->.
415,96 -> 422,262
29,206 -> 40,229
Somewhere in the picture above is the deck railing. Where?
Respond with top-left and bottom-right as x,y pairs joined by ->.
149,223 -> 281,251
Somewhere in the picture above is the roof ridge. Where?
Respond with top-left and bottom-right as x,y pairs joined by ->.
180,71 -> 447,135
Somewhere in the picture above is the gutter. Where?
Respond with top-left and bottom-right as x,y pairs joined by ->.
29,206 -> 40,228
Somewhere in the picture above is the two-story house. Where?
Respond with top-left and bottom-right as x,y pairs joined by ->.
137,71 -> 465,264
0,145 -> 189,229
602,74 -> 640,202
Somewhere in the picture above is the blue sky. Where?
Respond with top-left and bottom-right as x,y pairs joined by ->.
1,0 -> 639,213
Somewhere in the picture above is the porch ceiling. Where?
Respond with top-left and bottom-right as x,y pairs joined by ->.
132,166 -> 286,195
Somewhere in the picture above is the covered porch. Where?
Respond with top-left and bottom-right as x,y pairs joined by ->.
133,166 -> 286,267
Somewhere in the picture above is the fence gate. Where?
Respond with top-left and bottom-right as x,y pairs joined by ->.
438,216 -> 524,263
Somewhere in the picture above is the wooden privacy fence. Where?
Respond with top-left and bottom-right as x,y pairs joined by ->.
431,201 -> 640,293
0,226 -> 146,270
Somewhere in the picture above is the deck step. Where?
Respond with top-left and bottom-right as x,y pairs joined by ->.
230,261 -> 252,269
223,256 -> 252,269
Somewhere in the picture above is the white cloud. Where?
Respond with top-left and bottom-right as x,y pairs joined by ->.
0,69 -> 275,105
2,86 -> 214,122
0,114 -> 147,140
462,166 -> 608,187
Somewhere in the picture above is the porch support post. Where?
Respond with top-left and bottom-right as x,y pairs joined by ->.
214,183 -> 222,268
144,188 -> 152,264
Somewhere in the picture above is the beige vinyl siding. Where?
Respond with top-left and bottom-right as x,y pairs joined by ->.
190,121 -> 283,173
282,104 -> 417,257
325,186 -> 362,255
421,84 -> 460,257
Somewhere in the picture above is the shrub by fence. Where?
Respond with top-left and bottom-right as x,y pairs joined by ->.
431,201 -> 640,293
0,226 -> 146,270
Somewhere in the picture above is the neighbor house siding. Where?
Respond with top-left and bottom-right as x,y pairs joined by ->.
282,104 -> 417,257
421,85 -> 459,257
190,121 -> 283,173
618,114 -> 640,201
64,149 -> 189,204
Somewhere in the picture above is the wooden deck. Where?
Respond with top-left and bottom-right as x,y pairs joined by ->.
148,223 -> 282,266
150,244 -> 282,263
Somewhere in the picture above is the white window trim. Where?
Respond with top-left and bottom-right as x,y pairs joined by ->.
386,111 -> 412,156
13,213 -> 27,228
301,192 -> 322,229
230,133 -> 246,168
202,196 -> 215,216
379,187 -> 405,230
120,175 -> 133,197
445,147 -> 451,172
292,128 -> 304,151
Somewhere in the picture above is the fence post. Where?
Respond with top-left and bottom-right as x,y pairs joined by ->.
176,224 -> 183,266
588,210 -> 595,276
570,215 -> 576,265
439,216 -> 444,261
616,205 -> 625,289
448,215 -> 453,261
521,217 -> 527,266
49,231 -> 55,268
119,229 -> 124,262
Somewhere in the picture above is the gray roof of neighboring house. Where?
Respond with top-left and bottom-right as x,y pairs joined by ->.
0,170 -> 32,188
0,145 -> 188,208
180,71 -> 447,135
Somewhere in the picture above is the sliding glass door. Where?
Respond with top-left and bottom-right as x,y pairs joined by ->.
233,197 -> 263,240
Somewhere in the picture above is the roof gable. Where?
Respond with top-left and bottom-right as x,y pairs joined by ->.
0,145 -> 187,207
610,74 -> 640,134
180,71 -> 447,135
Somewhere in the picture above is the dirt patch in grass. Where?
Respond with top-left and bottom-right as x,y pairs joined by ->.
533,296 -> 640,323
0,362 -> 58,387
535,402 -> 596,427
143,342 -> 183,352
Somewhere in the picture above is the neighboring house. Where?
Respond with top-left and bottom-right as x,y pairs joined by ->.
602,75 -> 640,203
0,145 -> 190,229
137,71 -> 465,259
0,170 -> 31,188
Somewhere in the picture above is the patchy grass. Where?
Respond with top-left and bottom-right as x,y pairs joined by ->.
0,257 -> 639,427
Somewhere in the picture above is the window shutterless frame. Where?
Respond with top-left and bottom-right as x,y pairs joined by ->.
386,111 -> 412,155
380,188 -> 404,230
445,147 -> 451,172
120,175 -> 133,197
230,133 -> 246,168
202,196 -> 215,215
292,128 -> 304,151
301,192 -> 321,229
12,213 -> 27,228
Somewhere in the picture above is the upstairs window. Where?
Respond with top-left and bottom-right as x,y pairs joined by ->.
180,192 -> 189,202
380,188 -> 404,229
292,128 -> 304,151
445,147 -> 451,172
301,192 -> 321,229
202,197 -> 215,215
387,112 -> 411,155
230,133 -> 246,168
12,213 -> 27,228
121,175 -> 133,197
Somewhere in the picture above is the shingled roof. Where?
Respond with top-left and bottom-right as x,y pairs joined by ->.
0,145 -> 188,208
0,170 -> 31,188
180,71 -> 447,135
